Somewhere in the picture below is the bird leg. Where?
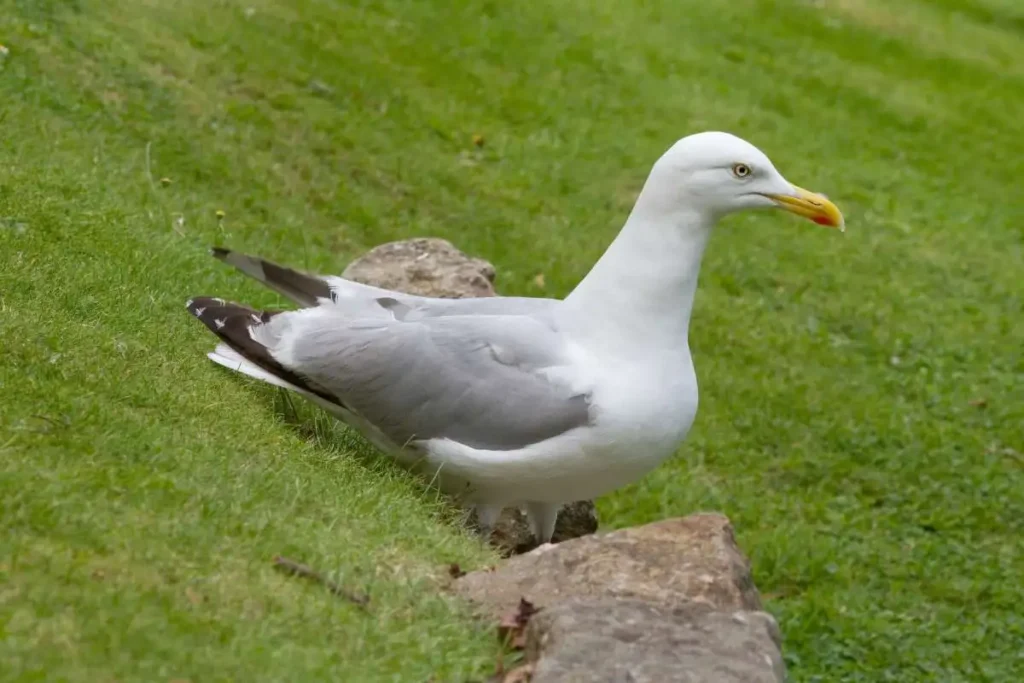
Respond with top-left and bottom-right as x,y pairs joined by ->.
525,502 -> 560,544
473,503 -> 503,539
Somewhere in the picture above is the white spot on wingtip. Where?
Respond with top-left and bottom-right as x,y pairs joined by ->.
214,318 -> 226,329
212,297 -> 226,305
185,299 -> 194,309
194,307 -> 206,317
250,313 -> 261,323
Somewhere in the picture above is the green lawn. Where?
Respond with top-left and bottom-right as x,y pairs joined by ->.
1,0 -> 1022,680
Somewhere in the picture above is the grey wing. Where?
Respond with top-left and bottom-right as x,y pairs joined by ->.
282,313 -> 592,451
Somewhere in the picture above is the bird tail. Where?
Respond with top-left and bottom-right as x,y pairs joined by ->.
210,247 -> 333,307
185,297 -> 339,406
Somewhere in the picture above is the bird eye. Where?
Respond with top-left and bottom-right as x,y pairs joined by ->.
732,163 -> 752,178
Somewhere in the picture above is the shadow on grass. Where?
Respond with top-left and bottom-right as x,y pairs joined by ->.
241,380 -> 478,534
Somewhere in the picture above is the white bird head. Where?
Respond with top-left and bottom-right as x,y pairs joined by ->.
648,131 -> 844,231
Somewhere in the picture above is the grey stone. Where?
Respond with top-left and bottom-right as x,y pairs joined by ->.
342,237 -> 497,298
454,514 -> 784,682
527,598 -> 784,683
454,514 -> 762,615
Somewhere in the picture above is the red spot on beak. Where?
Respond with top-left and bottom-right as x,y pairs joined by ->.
812,215 -> 833,226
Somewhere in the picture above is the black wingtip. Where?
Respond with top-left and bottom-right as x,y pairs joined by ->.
185,295 -> 228,315
210,246 -> 230,261
185,296 -> 277,333
184,296 -> 341,406
185,295 -> 221,318
186,296 -> 241,336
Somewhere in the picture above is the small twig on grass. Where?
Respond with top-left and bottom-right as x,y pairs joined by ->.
30,414 -> 68,428
272,555 -> 370,610
144,141 -> 158,192
25,414 -> 71,434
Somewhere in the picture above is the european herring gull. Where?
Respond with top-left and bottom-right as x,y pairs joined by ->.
186,131 -> 844,542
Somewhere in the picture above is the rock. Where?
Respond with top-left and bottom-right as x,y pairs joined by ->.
455,514 -> 762,615
342,237 -> 497,298
527,598 -> 784,683
548,501 -> 599,544
454,514 -> 784,682
343,237 -> 597,549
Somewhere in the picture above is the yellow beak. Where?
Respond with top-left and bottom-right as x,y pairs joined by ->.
765,186 -> 845,232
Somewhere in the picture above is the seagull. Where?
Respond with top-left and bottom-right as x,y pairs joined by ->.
186,131 -> 843,543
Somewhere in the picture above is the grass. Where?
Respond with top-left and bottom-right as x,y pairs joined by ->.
1,0 -> 1021,680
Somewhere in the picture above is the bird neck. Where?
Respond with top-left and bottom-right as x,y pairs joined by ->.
564,199 -> 713,355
